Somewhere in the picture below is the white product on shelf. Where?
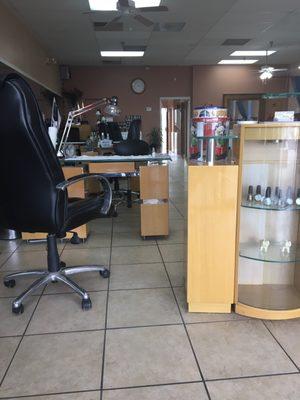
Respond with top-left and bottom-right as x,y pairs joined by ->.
100,139 -> 112,148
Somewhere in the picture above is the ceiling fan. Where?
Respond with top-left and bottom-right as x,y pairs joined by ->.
258,44 -> 288,82
104,0 -> 168,28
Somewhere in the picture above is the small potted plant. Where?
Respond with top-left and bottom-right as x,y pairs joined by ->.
149,127 -> 162,152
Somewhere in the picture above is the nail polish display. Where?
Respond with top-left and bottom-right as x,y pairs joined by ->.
244,184 -> 299,209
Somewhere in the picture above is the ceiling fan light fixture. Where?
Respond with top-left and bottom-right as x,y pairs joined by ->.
89,0 -> 117,11
260,70 -> 273,80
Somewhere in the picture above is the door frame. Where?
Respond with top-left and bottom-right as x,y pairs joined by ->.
159,96 -> 191,157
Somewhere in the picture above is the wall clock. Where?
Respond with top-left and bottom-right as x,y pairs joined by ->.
131,78 -> 146,94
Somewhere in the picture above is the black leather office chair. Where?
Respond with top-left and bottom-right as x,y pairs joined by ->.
114,119 -> 150,155
127,118 -> 141,141
107,122 -> 123,142
0,74 -> 112,314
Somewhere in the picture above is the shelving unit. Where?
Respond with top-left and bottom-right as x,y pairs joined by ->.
235,122 -> 300,320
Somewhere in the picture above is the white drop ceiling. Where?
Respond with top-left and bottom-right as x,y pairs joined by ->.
3,0 -> 300,66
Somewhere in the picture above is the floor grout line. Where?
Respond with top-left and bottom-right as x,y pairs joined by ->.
0,285 -> 46,388
0,317 -> 257,340
99,216 -> 114,400
205,370 -> 300,383
0,284 -> 185,299
0,389 -> 100,400
262,321 -> 300,372
169,198 -> 186,219
156,243 -> 212,400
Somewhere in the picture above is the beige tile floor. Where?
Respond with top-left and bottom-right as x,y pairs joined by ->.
0,157 -> 299,399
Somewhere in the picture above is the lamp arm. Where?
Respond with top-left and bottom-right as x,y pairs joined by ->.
57,98 -> 108,156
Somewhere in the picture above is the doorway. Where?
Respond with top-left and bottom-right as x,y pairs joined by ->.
160,97 -> 190,157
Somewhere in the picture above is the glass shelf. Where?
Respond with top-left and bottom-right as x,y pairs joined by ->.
238,284 -> 300,310
196,135 -> 239,140
241,201 -> 300,211
239,243 -> 300,263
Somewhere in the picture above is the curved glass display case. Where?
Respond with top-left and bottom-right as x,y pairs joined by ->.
236,123 -> 300,319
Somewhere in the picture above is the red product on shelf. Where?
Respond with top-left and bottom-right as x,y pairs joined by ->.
192,107 -> 229,160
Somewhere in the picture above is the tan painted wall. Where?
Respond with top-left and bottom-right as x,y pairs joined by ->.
192,65 -> 290,106
0,64 -> 53,118
63,66 -> 193,138
0,3 -> 61,94
63,65 -> 290,139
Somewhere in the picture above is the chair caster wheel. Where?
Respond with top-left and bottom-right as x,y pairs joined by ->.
12,304 -> 24,314
82,298 -> 92,310
70,233 -> 82,245
100,269 -> 110,278
4,279 -> 16,288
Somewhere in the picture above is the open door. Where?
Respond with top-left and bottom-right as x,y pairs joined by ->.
160,97 -> 190,157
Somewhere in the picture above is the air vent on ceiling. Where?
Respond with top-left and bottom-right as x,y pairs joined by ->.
102,60 -> 122,65
94,22 -> 123,31
222,38 -> 251,46
153,22 -> 185,32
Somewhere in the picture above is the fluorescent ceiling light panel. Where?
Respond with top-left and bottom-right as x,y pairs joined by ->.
89,0 -> 161,10
89,0 -> 117,11
230,50 -> 276,56
135,0 -> 161,7
101,51 -> 144,57
218,59 -> 258,64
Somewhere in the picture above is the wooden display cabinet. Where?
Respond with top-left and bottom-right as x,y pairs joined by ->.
140,164 -> 169,237
235,123 -> 300,320
187,133 -> 239,313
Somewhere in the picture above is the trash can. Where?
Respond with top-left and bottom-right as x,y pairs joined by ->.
0,228 -> 21,240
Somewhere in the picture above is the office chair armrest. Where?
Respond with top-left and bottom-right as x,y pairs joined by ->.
56,174 -> 112,215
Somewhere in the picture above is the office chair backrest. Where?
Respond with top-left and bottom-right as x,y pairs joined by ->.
127,119 -> 141,141
0,74 -> 67,233
107,122 -> 123,141
98,122 -> 108,138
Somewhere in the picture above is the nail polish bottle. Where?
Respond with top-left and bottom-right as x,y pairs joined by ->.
254,185 -> 262,202
247,185 -> 253,202
278,189 -> 285,208
296,189 -> 300,206
286,186 -> 293,206
273,186 -> 279,206
264,186 -> 272,206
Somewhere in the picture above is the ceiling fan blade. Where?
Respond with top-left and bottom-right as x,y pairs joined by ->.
94,21 -> 123,31
137,6 -> 168,12
134,14 -> 154,27
106,16 -> 122,25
